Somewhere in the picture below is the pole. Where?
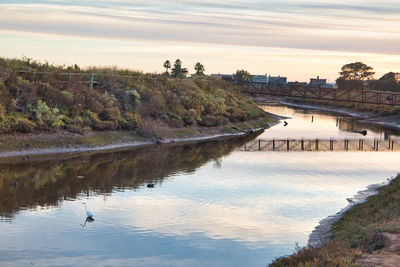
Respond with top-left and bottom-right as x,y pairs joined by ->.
89,73 -> 94,89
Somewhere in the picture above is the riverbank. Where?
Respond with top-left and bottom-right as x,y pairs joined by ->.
270,173 -> 400,266
0,116 -> 279,161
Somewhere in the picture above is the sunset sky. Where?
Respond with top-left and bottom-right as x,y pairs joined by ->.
1,0 -> 399,81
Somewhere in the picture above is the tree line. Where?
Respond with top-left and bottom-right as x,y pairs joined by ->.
163,59 -> 205,78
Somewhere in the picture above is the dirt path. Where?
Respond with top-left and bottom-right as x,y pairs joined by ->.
357,233 -> 400,266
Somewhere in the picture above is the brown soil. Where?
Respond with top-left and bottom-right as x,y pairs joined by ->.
357,233 -> 400,266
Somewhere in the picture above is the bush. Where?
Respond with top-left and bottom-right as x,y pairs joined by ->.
0,113 -> 36,133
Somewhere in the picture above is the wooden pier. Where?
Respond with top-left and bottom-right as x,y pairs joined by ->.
241,138 -> 399,152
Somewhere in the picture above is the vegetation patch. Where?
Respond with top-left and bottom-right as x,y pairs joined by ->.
0,57 -> 269,139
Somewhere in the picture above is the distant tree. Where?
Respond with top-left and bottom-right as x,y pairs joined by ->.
163,60 -> 171,75
194,62 -> 205,75
379,72 -> 397,81
336,62 -> 375,90
171,59 -> 188,78
234,69 -> 251,84
339,62 -> 375,80
369,72 -> 400,92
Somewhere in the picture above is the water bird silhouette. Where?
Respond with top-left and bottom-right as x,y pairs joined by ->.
350,130 -> 367,136
147,183 -> 155,188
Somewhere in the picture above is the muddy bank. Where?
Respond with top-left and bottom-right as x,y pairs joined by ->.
0,116 -> 281,160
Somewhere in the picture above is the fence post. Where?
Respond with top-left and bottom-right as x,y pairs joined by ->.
287,139 -> 289,151
67,72 -> 71,81
301,139 -> 304,151
258,139 -> 261,151
89,72 -> 94,89
315,139 -> 319,151
272,140 -> 275,151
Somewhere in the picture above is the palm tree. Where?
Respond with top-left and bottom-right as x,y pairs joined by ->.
194,62 -> 205,75
163,60 -> 171,74
171,59 -> 188,78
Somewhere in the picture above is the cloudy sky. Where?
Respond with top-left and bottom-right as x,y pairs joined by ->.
0,0 -> 399,81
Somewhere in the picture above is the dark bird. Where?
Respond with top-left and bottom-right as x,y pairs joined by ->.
351,130 -> 367,136
21,157 -> 28,161
283,121 -> 288,127
9,182 -> 18,187
147,183 -> 155,188
25,144 -> 30,148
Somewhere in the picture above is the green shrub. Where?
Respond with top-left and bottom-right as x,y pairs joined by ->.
0,113 -> 36,133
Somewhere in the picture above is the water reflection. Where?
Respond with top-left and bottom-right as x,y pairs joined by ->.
81,216 -> 95,227
261,104 -> 400,140
0,134 -> 258,220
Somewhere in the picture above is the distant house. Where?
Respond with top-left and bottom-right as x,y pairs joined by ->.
251,75 -> 268,83
268,75 -> 287,85
211,74 -> 234,81
310,76 -> 327,87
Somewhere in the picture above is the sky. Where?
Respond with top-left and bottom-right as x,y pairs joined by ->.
0,0 -> 399,81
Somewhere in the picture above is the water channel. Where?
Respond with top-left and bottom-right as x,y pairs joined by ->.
1,103 -> 400,266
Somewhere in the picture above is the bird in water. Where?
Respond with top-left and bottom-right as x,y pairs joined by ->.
147,183 -> 155,188
82,202 -> 94,219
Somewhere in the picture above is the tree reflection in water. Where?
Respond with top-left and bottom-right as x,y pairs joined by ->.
0,133 -> 260,220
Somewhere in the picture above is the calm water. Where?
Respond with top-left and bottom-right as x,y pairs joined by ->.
1,104 -> 400,266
